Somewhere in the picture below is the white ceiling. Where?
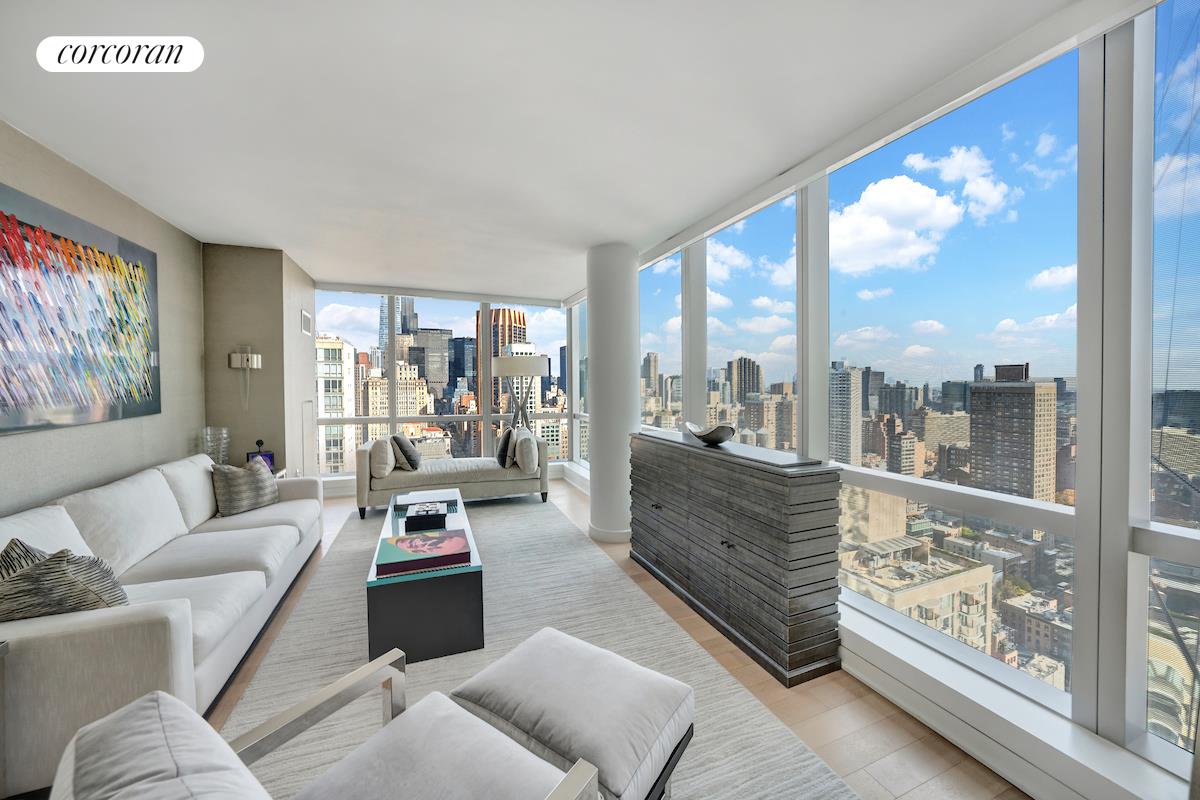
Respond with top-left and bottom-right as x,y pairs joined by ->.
0,0 -> 1086,302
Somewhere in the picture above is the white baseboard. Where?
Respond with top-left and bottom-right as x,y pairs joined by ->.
839,603 -> 1188,800
560,461 -> 590,495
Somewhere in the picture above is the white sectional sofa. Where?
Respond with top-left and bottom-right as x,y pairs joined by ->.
0,454 -> 322,797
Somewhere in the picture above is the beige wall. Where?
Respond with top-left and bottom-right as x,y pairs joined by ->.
203,245 -> 315,474
282,252 -> 317,476
0,122 -> 205,516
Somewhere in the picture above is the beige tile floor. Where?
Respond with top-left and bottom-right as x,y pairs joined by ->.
213,482 -> 1031,799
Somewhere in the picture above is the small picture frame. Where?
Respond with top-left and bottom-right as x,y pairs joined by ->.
300,309 -> 313,336
248,451 -> 275,471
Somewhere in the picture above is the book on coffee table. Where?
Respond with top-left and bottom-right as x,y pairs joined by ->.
375,529 -> 471,577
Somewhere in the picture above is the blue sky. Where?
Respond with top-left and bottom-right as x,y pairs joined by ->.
1153,0 -> 1200,393
827,50 -> 1080,386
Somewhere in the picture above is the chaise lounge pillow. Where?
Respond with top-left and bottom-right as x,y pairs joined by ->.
370,437 -> 396,479
212,456 -> 279,516
513,428 -> 539,476
391,433 -> 422,471
0,538 -> 128,623
496,427 -> 515,468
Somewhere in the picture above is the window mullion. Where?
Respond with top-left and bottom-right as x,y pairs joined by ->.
799,179 -> 829,461
681,239 -> 707,426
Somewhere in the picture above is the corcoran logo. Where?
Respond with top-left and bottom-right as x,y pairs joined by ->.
37,36 -> 203,72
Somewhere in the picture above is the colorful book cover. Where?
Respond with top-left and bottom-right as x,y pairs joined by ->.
376,529 -> 471,576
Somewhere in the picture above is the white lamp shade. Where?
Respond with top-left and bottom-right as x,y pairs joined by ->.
492,355 -> 550,377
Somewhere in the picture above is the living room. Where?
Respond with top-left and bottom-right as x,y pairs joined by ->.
0,2 -> 1198,799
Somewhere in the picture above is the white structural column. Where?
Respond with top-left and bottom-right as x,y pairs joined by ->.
586,242 -> 639,543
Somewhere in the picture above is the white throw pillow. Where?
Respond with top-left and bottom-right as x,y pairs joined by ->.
513,429 -> 539,475
370,438 -> 396,479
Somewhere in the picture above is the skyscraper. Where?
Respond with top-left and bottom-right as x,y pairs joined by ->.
728,356 -> 763,405
377,295 -> 420,349
411,327 -> 452,406
974,363 -> 986,382
641,352 -> 660,399
449,337 -> 477,394
970,366 -> 1057,501
315,335 -> 357,474
559,345 -> 568,396
879,381 -> 923,426
476,308 -> 528,407
829,362 -> 863,465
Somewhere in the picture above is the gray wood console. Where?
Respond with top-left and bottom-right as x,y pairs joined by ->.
629,430 -> 842,686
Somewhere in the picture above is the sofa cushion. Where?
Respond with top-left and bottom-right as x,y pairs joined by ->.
372,457 -> 527,492
391,433 -> 421,471
124,572 -> 266,663
191,498 -> 321,536
0,506 -> 93,559
212,457 -> 279,517
119,526 -> 301,586
514,428 -> 539,475
451,627 -> 695,800
294,692 -> 565,800
156,454 -> 217,530
51,691 -> 269,800
496,427 -> 514,468
369,437 -> 395,478
56,470 -> 188,577
0,545 -> 128,623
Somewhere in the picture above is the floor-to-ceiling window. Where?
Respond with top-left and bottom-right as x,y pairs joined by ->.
640,255 -> 683,430
827,51 -> 1080,698
490,304 -> 570,461
314,290 -> 566,473
571,299 -> 589,464
1144,0 -> 1200,759
704,196 -> 798,451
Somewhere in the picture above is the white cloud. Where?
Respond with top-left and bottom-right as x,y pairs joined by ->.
640,331 -> 662,348
651,256 -> 680,275
993,302 -> 1077,333
707,240 -> 752,283
316,303 -> 378,351
833,326 -> 896,349
911,319 -> 946,334
1020,161 -> 1067,189
707,316 -> 732,335
902,344 -> 935,358
664,316 -> 682,334
1027,264 -> 1077,290
781,194 -> 796,209
904,145 -> 1015,223
1001,123 -> 1015,142
1155,153 -> 1200,216
829,175 -> 962,275
736,315 -> 792,334
522,307 -> 568,354
751,296 -> 795,313
674,293 -> 681,309
1035,132 -> 1057,158
856,287 -> 894,301
1057,144 -> 1078,167
760,243 -> 797,287
707,287 -> 732,310
770,334 -> 797,352
730,219 -> 746,234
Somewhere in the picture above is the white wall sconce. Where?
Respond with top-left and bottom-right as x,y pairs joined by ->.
229,346 -> 263,410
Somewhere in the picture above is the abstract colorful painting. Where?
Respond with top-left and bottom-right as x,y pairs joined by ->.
0,183 -> 159,434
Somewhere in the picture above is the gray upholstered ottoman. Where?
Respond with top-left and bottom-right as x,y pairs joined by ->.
450,627 -> 695,800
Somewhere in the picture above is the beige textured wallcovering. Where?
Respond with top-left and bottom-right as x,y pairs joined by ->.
0,122 -> 205,516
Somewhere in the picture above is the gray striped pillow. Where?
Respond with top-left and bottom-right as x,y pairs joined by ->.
0,541 -> 128,623
0,538 -> 47,580
212,456 -> 279,517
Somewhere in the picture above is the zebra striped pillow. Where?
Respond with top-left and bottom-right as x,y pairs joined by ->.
0,538 -> 47,580
212,456 -> 279,517
0,540 -> 128,623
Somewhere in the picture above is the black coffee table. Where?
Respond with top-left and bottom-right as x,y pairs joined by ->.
365,488 -> 484,662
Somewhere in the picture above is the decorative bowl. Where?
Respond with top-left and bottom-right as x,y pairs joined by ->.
684,422 -> 736,447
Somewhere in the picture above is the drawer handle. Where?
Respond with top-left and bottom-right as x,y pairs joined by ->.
718,539 -> 736,549
651,503 -> 663,510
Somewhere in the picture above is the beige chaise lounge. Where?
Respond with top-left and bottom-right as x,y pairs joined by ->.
355,437 -> 549,518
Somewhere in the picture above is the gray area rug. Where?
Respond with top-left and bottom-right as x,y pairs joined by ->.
221,496 -> 857,799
